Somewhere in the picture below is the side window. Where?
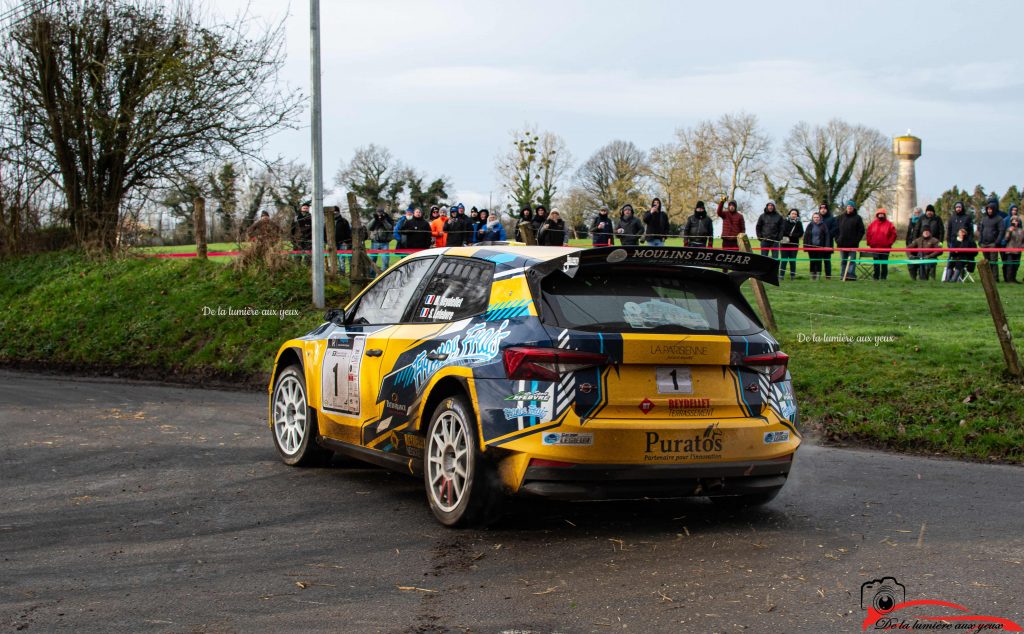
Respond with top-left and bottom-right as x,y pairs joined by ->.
348,257 -> 435,324
410,257 -> 494,323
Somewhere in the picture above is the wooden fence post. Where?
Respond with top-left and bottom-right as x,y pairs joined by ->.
346,193 -> 375,300
193,196 -> 207,260
737,233 -> 778,333
977,259 -> 1024,378
324,206 -> 338,276
517,221 -> 537,245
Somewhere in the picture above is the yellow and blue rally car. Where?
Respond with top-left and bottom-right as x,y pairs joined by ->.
269,245 -> 799,526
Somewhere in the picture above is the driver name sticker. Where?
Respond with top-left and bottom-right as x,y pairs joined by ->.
321,336 -> 365,415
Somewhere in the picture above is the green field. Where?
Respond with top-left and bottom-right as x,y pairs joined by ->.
2,249 -> 1022,462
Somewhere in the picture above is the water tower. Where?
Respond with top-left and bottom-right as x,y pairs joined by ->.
893,133 -> 922,228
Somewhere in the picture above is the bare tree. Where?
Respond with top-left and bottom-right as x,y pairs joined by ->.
575,140 -> 648,212
648,121 -> 719,223
783,119 -> 896,212
714,112 -> 771,202
0,0 -> 302,251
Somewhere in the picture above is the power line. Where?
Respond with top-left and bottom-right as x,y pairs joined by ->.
0,0 -> 59,29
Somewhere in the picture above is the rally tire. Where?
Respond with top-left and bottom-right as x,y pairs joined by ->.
423,395 -> 502,527
271,365 -> 332,467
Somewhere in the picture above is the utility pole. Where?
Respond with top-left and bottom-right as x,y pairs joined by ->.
308,0 -> 325,308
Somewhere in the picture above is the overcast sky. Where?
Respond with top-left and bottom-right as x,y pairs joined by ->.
218,0 -> 1023,210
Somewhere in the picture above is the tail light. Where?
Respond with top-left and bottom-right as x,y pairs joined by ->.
503,347 -> 609,382
741,351 -> 789,383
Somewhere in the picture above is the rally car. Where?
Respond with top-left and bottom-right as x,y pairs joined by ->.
268,244 -> 799,526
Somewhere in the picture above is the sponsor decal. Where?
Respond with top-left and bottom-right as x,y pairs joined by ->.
394,320 -> 511,390
605,249 -> 628,264
668,397 -> 712,417
745,382 -> 760,393
578,383 -> 594,394
383,394 -> 407,415
630,248 -> 752,266
542,432 -> 593,446
763,430 -> 790,444
505,391 -> 550,402
420,307 -> 456,321
503,406 -> 547,420
639,398 -> 655,415
425,295 -> 465,308
859,576 -> 1022,631
650,344 -> 708,358
562,255 -> 580,273
643,424 -> 724,461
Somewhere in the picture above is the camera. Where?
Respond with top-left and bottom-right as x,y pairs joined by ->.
861,577 -> 905,613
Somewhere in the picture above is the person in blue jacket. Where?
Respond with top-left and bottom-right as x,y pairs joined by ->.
474,209 -> 506,242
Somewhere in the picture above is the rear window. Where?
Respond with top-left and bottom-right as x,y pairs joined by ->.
539,268 -> 763,335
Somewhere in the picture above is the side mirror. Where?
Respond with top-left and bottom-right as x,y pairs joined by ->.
324,308 -> 345,324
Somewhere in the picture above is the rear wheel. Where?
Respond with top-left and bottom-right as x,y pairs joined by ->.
423,395 -> 501,527
271,365 -> 332,466
708,486 -> 782,508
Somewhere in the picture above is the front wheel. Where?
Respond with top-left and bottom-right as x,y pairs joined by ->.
423,395 -> 501,527
271,365 -> 332,466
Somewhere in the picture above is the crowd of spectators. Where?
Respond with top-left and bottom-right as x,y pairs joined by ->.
280,193 -> 1023,282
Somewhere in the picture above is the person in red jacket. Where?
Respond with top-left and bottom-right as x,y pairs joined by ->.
866,208 -> 897,280
716,196 -> 745,250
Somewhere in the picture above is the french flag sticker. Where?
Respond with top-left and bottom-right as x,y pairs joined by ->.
425,295 -> 437,305
420,308 -> 430,318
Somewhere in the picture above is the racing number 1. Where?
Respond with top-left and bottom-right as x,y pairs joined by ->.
332,364 -> 338,396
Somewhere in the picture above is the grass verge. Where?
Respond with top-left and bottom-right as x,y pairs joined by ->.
0,251 -> 348,388
748,272 -> 1024,463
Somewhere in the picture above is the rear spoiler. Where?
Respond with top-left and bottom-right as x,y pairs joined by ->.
527,246 -> 780,286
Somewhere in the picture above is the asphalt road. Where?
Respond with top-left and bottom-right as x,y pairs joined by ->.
2,369 -> 1023,633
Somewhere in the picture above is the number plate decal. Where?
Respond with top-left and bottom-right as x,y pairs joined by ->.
321,335 -> 365,415
655,367 -> 693,394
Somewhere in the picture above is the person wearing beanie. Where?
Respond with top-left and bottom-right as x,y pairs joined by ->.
817,202 -> 837,279
474,209 -> 506,242
756,201 -> 784,260
682,201 -> 713,247
978,202 -> 1005,278
804,211 -> 832,281
1003,215 -> 1023,283
836,200 -> 865,280
515,206 -> 533,242
444,205 -> 472,247
642,197 -> 670,246
615,204 -> 644,246
532,205 -> 548,233
912,204 -> 944,243
908,228 -> 941,281
716,197 -> 745,250
537,209 -> 567,246
430,205 -> 448,247
866,208 -> 897,280
780,208 -> 804,279
905,207 -> 923,279
591,207 -> 614,246
1001,205 -> 1021,280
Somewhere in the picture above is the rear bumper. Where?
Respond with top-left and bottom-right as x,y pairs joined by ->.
517,455 -> 793,500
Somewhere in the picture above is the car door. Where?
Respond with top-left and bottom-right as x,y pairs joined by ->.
365,256 -> 497,448
316,256 -> 437,446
